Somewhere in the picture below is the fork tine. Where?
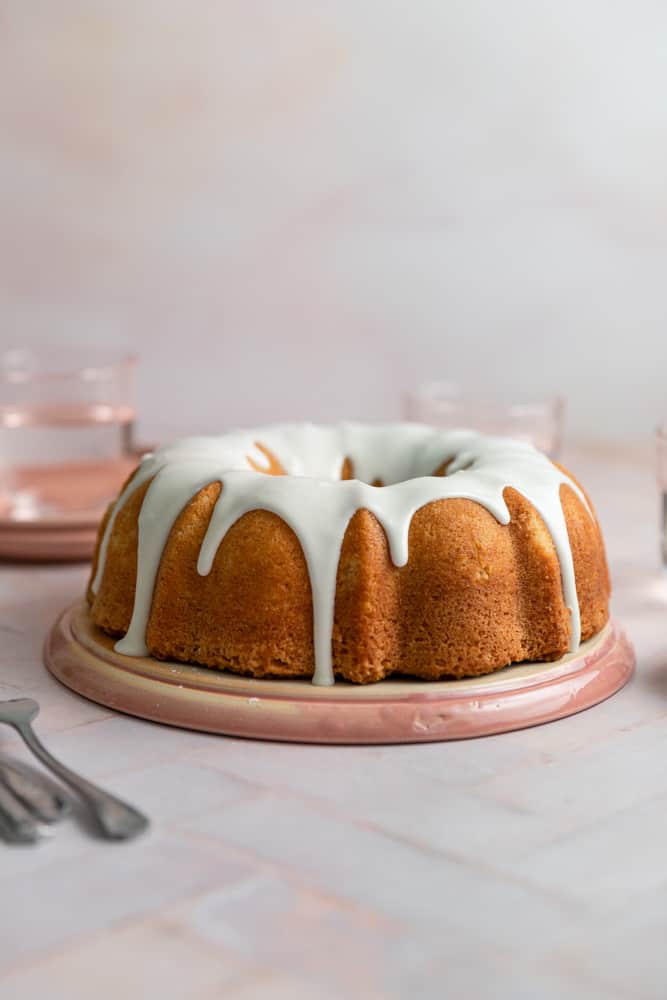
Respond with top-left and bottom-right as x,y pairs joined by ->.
0,758 -> 70,824
0,782 -> 40,844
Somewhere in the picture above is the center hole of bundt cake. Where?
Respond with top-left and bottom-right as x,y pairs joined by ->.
246,443 -> 286,475
246,445 -> 462,484
340,457 -> 458,486
340,457 -> 384,486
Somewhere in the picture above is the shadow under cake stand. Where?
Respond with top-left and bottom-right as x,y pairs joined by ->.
44,603 -> 635,744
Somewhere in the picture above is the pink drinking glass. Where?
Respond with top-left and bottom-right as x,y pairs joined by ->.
0,347 -> 137,524
656,425 -> 667,568
403,382 -> 565,459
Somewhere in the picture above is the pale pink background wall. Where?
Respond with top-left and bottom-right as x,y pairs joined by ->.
1,2 -> 666,441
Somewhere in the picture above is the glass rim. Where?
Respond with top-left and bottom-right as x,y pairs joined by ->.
0,347 -> 138,385
404,382 -> 565,415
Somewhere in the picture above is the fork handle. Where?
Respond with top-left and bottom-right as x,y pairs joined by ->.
0,758 -> 70,823
0,781 -> 39,843
15,722 -> 149,841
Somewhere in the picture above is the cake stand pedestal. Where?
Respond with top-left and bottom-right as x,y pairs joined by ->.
44,603 -> 635,745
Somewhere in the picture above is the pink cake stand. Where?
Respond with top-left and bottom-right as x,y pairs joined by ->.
44,603 -> 635,744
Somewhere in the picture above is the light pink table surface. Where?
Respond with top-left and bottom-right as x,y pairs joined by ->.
0,443 -> 664,1000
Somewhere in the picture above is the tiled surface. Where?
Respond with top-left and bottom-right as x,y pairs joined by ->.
0,443 -> 666,999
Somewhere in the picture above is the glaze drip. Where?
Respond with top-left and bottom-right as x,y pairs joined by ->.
91,423 -> 591,685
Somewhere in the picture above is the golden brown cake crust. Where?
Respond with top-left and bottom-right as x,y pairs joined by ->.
87,455 -> 611,684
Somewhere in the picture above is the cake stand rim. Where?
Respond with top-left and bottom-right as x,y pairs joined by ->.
43,601 -> 636,744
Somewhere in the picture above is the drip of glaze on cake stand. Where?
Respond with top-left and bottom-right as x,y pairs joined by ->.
90,424 -> 591,686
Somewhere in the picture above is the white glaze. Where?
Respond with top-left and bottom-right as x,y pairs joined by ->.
91,423 -> 592,686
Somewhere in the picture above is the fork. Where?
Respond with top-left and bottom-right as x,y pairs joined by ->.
0,699 -> 149,841
0,756 -> 71,844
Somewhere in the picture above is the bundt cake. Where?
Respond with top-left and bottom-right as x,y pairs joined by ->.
87,423 -> 610,685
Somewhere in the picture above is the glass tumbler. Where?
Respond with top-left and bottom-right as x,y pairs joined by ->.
0,347 -> 137,524
403,381 -> 565,459
657,425 -> 667,568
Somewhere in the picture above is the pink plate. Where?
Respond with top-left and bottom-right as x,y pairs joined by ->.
0,521 -> 101,562
0,447 -> 153,563
44,602 -> 635,744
